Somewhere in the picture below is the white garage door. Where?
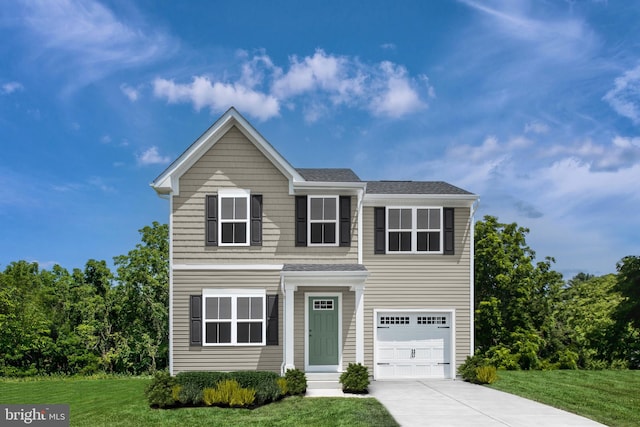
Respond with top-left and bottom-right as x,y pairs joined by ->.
376,311 -> 452,379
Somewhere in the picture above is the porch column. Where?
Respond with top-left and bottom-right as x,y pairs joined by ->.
353,284 -> 365,364
284,283 -> 297,371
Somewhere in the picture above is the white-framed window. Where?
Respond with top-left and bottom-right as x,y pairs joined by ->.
387,207 -> 442,253
308,196 -> 338,246
219,189 -> 250,246
202,289 -> 266,346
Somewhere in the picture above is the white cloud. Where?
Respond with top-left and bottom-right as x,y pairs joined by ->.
380,43 -> 397,50
369,62 -> 427,118
544,136 -> 640,172
15,0 -> 175,92
120,84 -> 139,102
524,121 -> 549,134
153,49 -> 430,121
100,135 -> 112,144
136,146 -> 171,166
153,76 -> 280,121
1,81 -> 24,94
603,64 -> 640,124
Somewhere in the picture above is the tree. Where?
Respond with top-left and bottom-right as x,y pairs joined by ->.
113,222 -> 169,373
615,256 -> 640,330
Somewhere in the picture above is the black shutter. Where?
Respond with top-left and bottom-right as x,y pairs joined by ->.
374,207 -> 386,254
339,196 -> 351,247
190,295 -> 202,346
250,194 -> 263,246
266,295 -> 279,346
295,196 -> 307,247
443,207 -> 455,255
205,195 -> 218,246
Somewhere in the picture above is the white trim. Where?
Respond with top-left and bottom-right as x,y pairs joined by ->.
173,264 -> 283,271
151,108 -> 304,196
305,292 -> 343,372
363,194 -> 478,207
373,308 -> 456,380
469,199 -> 479,355
201,289 -> 267,346
281,270 -> 369,288
283,283 -> 297,372
168,195 -> 174,376
354,284 -> 365,364
357,188 -> 364,265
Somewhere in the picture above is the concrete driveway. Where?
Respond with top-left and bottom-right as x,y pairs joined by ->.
368,380 -> 605,427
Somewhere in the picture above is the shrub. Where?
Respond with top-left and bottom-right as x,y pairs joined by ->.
175,371 -> 229,405
486,345 -> 520,370
557,349 -> 579,370
277,377 -> 288,396
284,368 -> 307,395
231,371 -> 281,405
144,370 -> 177,408
339,363 -> 370,393
458,354 -> 498,384
171,385 -> 182,402
475,366 -> 498,384
203,379 -> 255,408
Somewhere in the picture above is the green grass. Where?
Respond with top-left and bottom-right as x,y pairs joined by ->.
0,377 -> 398,427
488,370 -> 640,427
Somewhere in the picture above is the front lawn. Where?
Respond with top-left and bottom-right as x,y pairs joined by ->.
0,377 -> 398,427
488,370 -> 640,427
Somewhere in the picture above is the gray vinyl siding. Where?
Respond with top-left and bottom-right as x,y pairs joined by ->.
361,206 -> 473,374
173,270 -> 282,373
172,126 -> 358,265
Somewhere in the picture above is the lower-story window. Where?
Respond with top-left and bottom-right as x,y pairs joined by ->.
202,289 -> 266,346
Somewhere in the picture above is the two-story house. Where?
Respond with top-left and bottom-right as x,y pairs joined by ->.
152,107 -> 478,380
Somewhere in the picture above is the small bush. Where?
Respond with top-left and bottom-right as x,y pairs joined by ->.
203,379 -> 255,407
277,377 -> 288,396
458,354 -> 498,384
475,365 -> 498,384
171,385 -> 182,402
557,349 -> 579,370
232,371 -> 281,405
284,368 -> 307,395
144,370 -> 176,408
339,363 -> 370,393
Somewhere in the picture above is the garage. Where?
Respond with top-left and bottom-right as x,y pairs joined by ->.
375,311 -> 452,379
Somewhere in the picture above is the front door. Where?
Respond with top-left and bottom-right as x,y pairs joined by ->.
308,296 -> 339,367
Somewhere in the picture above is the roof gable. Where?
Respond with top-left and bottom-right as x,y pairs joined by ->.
151,107 -> 303,195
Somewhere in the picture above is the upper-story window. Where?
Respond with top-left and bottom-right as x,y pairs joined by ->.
308,196 -> 338,246
205,190 -> 262,247
219,190 -> 250,246
387,207 -> 442,253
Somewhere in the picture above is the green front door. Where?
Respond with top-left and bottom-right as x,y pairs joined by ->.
308,296 -> 339,366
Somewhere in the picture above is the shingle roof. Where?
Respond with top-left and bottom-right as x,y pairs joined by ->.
296,168 -> 361,182
365,181 -> 474,195
282,264 -> 368,272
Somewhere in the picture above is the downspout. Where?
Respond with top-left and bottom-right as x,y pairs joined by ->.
357,187 -> 364,265
280,273 -> 286,376
168,193 -> 174,375
469,198 -> 480,356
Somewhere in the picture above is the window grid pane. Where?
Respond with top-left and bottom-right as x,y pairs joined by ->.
204,294 -> 265,345
309,197 -> 338,245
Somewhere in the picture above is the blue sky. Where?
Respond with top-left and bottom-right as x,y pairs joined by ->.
1,0 -> 639,278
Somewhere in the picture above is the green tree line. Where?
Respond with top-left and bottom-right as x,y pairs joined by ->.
0,222 -> 168,376
475,215 -> 639,370
1,217 -> 638,376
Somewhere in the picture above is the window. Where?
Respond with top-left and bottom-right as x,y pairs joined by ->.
417,316 -> 447,325
308,196 -> 338,245
202,290 -> 266,346
386,207 -> 442,253
313,299 -> 334,310
379,316 -> 410,325
219,190 -> 250,246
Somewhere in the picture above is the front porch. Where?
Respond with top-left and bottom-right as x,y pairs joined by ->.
280,264 -> 368,375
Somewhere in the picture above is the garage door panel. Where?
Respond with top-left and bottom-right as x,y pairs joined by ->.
376,311 -> 452,379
